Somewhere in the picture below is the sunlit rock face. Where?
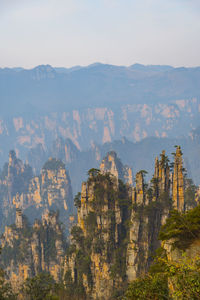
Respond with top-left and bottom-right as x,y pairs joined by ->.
65,148 -> 188,299
0,152 -> 74,232
1,209 -> 66,292
100,151 -> 133,186
172,146 -> 185,212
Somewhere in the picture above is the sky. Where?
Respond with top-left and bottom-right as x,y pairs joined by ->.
0,0 -> 200,68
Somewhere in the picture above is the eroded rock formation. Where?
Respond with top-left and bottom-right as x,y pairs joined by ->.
0,152 -> 74,230
100,151 -> 133,185
172,146 -> 185,212
65,169 -> 131,299
65,147 -> 187,299
1,209 -> 66,292
0,147 -> 191,299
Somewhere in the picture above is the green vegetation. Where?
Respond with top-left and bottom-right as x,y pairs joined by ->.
22,273 -> 57,300
87,168 -> 101,177
66,170 -> 132,298
137,169 -> 148,176
1,217 -> 32,265
63,269 -> 86,300
74,192 -> 81,208
93,237 -> 105,254
124,251 -> 200,300
124,273 -> 168,300
85,211 -> 97,233
71,225 -> 84,246
125,202 -> 200,300
1,147 -> 200,300
68,223 -> 92,293
1,211 -> 66,271
159,205 -> 200,250
0,269 -> 17,300
159,151 -> 169,168
184,178 -> 197,209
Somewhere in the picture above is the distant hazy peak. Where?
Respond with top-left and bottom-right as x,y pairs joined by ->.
129,63 -> 174,72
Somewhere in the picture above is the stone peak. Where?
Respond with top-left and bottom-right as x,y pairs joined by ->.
100,151 -> 133,185
42,157 -> 65,172
15,208 -> 23,228
175,145 -> 182,157
42,209 -> 59,226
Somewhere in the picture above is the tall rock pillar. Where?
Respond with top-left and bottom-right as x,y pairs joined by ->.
16,208 -> 23,229
172,146 -> 185,212
148,151 -> 171,265
126,171 -> 147,281
153,150 -> 170,199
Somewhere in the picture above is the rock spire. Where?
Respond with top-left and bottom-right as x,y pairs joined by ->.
172,146 -> 185,212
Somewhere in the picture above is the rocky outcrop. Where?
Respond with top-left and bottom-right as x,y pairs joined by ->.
51,137 -> 80,164
100,151 -> 133,185
0,152 -> 74,232
7,150 -> 33,205
0,147 -> 190,299
172,146 -> 185,212
126,151 -> 171,282
65,166 -> 132,299
15,208 -> 23,228
65,148 -> 188,299
13,157 -> 73,212
153,150 -> 170,198
1,209 -> 66,292
126,171 -> 147,281
40,158 -> 73,211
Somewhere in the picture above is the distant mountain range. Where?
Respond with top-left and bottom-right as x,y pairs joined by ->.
0,63 -> 200,191
1,63 -> 200,115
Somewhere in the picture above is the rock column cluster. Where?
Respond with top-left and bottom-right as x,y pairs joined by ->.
66,149 -> 186,299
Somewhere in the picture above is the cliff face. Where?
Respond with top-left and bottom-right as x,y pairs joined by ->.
6,150 -> 33,206
100,151 -> 133,185
65,169 -> 131,299
172,146 -> 185,212
40,158 -> 73,216
126,171 -> 148,281
1,209 -> 66,292
0,152 -> 74,231
51,137 -> 80,164
65,147 -> 188,299
0,147 -> 192,299
126,151 -> 170,281
0,86 -> 199,170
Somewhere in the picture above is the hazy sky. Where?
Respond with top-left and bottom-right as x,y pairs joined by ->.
0,0 -> 200,68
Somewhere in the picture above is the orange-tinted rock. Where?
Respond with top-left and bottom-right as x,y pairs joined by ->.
172,146 -> 185,212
